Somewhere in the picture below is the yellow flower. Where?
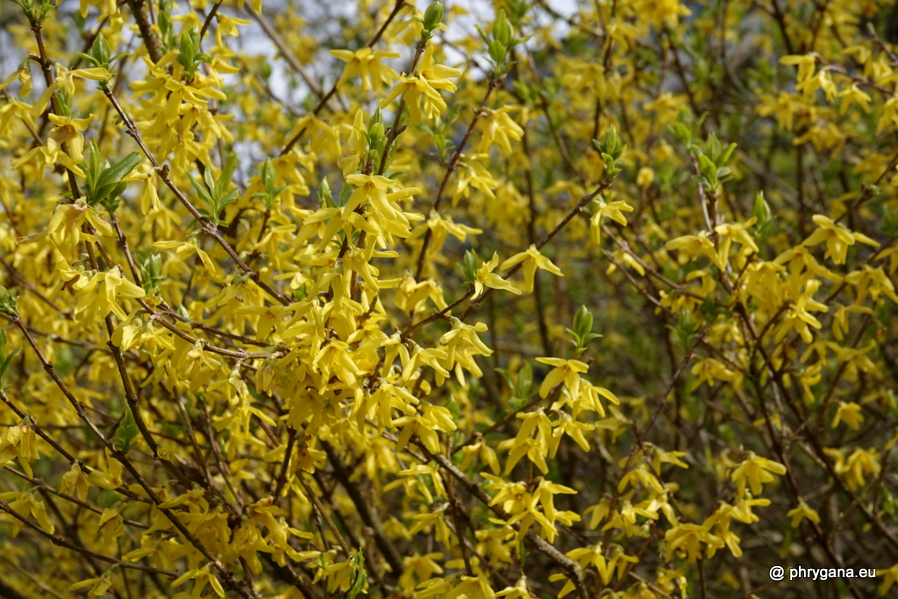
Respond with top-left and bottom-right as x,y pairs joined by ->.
12,129 -> 87,180
413,211 -> 482,256
460,440 -> 500,475
153,238 -> 221,278
780,54 -> 817,88
664,522 -> 725,563
0,67 -> 32,98
417,44 -> 462,91
0,420 -> 39,479
802,214 -> 879,265
786,500 -> 821,528
714,218 -> 759,268
474,252 -> 521,297
393,403 -> 456,454
344,173 -> 419,223
839,84 -> 872,114
495,577 -> 531,599
338,109 -> 368,176
439,575 -> 495,599
74,268 -> 147,324
171,567 -> 226,598
0,490 -> 55,536
831,401 -> 864,430
665,232 -> 722,269
500,245 -> 563,293
636,167 -> 655,188
379,45 -> 461,125
691,358 -> 740,391
477,106 -> 524,154
30,66 -> 112,118
825,446 -> 881,491
380,74 -> 449,125
87,451 -> 124,490
329,47 -> 400,90
69,571 -> 115,597
731,452 -> 786,496
31,200 -> 114,248
535,357 -> 589,400
97,508 -> 123,546
775,278 -> 828,344
879,564 -> 898,596
60,462 -> 91,502
844,265 -> 898,305
400,553 -> 444,593
590,198 -> 634,245
453,154 -> 497,203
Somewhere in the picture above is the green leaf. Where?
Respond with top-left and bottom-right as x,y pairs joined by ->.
346,551 -> 367,599
187,171 -> 213,204
0,348 -> 20,389
221,188 -> 239,208
261,159 -> 276,194
517,361 -> 533,398
202,164 -> 215,196
496,367 -> 513,391
94,152 -> 141,201
216,153 -> 238,198
0,286 -> 19,316
111,407 -> 139,453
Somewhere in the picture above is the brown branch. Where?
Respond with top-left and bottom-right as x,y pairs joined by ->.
321,441 -> 405,575
0,499 -> 177,577
124,0 -> 164,63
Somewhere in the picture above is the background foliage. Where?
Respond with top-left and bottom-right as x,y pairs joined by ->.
1,0 -> 897,598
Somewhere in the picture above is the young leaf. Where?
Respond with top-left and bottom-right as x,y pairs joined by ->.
93,152 -> 142,201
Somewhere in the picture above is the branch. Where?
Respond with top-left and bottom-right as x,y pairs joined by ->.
0,499 -> 178,577
124,0 -> 164,63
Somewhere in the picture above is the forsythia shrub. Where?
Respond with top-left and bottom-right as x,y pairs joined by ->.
1,0 -> 898,597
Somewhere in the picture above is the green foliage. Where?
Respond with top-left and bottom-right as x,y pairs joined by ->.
0,329 -> 21,391
670,309 -> 702,349
692,133 -> 737,193
176,26 -> 210,79
497,361 -> 533,410
138,250 -> 164,295
418,1 -> 444,39
476,9 -> 528,73
0,286 -> 18,316
9,0 -> 54,25
81,141 -> 142,214
253,159 -> 289,212
111,407 -> 139,454
75,34 -> 128,83
460,249 -> 482,284
157,0 -> 177,52
566,306 -> 602,356
187,153 -> 239,225
346,551 -> 367,599
593,126 -> 626,177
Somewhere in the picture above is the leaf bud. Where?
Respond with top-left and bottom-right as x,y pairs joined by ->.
422,2 -> 444,34
751,192 -> 771,225
368,122 -> 385,141
494,10 -> 513,47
